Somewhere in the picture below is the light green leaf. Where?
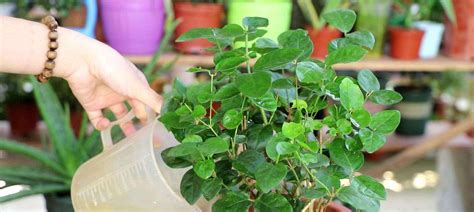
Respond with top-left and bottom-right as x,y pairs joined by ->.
243,17 -> 269,29
235,71 -> 272,98
202,177 -> 223,201
322,9 -> 357,33
282,122 -> 305,139
346,31 -> 376,50
192,105 -> 207,118
296,61 -> 324,84
222,109 -> 243,129
325,45 -> 367,66
193,159 -> 215,179
359,128 -> 386,153
255,38 -> 279,49
216,56 -> 247,73
369,90 -> 403,105
168,143 -> 198,157
357,69 -> 380,92
232,150 -> 266,177
218,24 -> 245,38
276,142 -> 299,155
176,28 -> 214,42
337,184 -> 380,211
187,67 -> 210,73
328,139 -> 364,171
198,137 -> 229,156
278,29 -> 313,59
339,78 -> 364,111
254,48 -> 302,72
336,119 -> 352,134
351,108 -> 371,128
353,175 -> 387,200
214,83 -> 239,101
250,92 -> 277,112
182,135 -> 203,143
254,193 -> 292,212
255,163 -> 288,193
369,110 -> 401,134
212,191 -> 251,212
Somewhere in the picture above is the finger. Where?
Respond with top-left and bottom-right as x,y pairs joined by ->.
134,88 -> 163,114
109,103 -> 135,136
86,110 -> 110,130
129,99 -> 147,123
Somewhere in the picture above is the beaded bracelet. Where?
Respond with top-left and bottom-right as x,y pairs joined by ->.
36,15 -> 59,83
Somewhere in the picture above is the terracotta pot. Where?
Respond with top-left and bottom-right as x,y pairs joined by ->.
6,103 -> 39,137
443,0 -> 474,59
174,3 -> 224,54
62,6 -> 86,27
389,27 -> 424,60
306,26 -> 342,59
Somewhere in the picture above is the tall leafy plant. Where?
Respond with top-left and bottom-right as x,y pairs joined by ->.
0,78 -> 102,202
390,0 -> 456,28
296,0 -> 350,29
160,9 -> 402,211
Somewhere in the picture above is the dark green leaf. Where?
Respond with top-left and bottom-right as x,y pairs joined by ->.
168,143 -> 198,157
218,24 -> 245,38
357,69 -> 380,92
339,78 -> 364,111
325,45 -> 367,66
353,175 -> 386,200
216,56 -> 247,73
254,193 -> 292,212
232,150 -> 266,177
202,177 -> 223,201
307,153 -> 330,168
187,67 -> 210,73
278,29 -> 313,59
282,122 -> 305,139
254,48 -> 302,72
180,169 -> 203,204
328,139 -> 364,171
198,137 -> 229,156
345,136 -> 363,151
323,9 -> 357,33
243,17 -> 269,29
351,108 -> 371,128
250,92 -> 277,112
369,110 -> 401,134
176,106 -> 191,116
222,109 -> 243,129
276,142 -> 299,155
177,28 -> 214,42
301,188 -> 327,199
346,31 -> 376,49
255,38 -> 279,49
214,83 -> 239,101
255,163 -> 288,193
246,125 -> 273,150
296,61 -> 324,84
161,148 -> 193,168
183,135 -> 203,143
193,159 -> 215,179
235,71 -> 272,98
266,134 -> 286,161
272,78 -> 293,89
337,184 -> 380,211
212,191 -> 251,212
186,83 -> 211,105
369,90 -> 403,105
172,78 -> 187,99
359,128 -> 386,153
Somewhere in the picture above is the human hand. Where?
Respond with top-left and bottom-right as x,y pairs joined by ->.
60,38 -> 162,134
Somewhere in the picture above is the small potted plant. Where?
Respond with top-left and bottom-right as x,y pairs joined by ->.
0,79 -> 103,211
173,0 -> 224,54
297,0 -> 350,59
162,9 -> 402,211
356,0 -> 392,58
227,0 -> 293,43
388,0 -> 425,60
412,0 -> 456,59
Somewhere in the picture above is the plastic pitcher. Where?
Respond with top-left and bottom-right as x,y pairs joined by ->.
71,109 -> 201,211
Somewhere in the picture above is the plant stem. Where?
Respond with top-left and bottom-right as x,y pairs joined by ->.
260,108 -> 269,125
244,32 -> 252,74
184,103 -> 219,137
209,73 -> 215,126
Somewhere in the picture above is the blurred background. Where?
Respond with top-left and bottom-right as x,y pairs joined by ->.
0,0 -> 473,211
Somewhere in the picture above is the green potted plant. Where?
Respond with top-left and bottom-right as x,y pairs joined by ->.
173,0 -> 224,54
297,0 -> 352,59
1,74 -> 39,137
412,0 -> 456,59
163,9 -> 402,211
355,0 -> 392,58
388,0 -> 425,60
0,79 -> 103,211
227,0 -> 293,45
394,73 -> 433,136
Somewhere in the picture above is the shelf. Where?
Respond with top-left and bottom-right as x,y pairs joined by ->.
126,54 -> 474,72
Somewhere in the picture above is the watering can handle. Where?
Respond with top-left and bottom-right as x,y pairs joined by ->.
100,108 -> 156,150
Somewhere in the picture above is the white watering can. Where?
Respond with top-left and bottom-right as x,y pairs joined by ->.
71,109 -> 208,211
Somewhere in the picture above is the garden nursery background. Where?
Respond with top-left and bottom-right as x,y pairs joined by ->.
0,0 -> 473,211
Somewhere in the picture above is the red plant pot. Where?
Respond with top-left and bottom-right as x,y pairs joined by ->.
307,26 -> 342,59
6,103 -> 39,137
389,27 -> 424,60
174,3 -> 224,54
443,0 -> 474,59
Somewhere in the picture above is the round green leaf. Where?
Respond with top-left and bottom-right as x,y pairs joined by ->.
351,108 -> 371,128
182,135 -> 203,143
369,110 -> 401,134
202,177 -> 223,201
180,169 -> 203,204
193,159 -> 215,179
250,92 -> 277,112
253,48 -> 302,72
322,9 -> 357,33
346,31 -> 376,50
336,119 -> 352,135
296,61 -> 324,84
369,90 -> 403,105
235,71 -> 272,98
328,139 -> 364,172
278,29 -> 313,60
357,69 -> 380,92
359,128 -> 386,153
222,109 -> 243,129
339,78 -> 364,111
254,193 -> 292,212
192,105 -> 206,118
255,163 -> 288,193
212,191 -> 251,212
282,122 -> 305,139
168,143 -> 198,157
216,56 -> 247,73
276,142 -> 299,155
353,175 -> 387,200
325,45 -> 367,66
198,137 -> 229,156
243,17 -> 269,29
232,150 -> 266,177
337,184 -> 380,211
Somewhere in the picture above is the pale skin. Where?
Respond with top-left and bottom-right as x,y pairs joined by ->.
0,16 -> 163,135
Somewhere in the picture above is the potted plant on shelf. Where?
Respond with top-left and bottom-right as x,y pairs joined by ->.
173,0 -> 224,54
388,0 -> 425,60
1,74 -> 39,137
297,0 -> 352,59
0,78 -> 103,211
412,0 -> 456,59
227,0 -> 293,44
162,9 -> 402,211
394,73 -> 433,136
355,0 -> 392,58
100,0 -> 166,54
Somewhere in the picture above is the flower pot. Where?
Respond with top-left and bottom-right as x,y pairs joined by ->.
356,0 -> 392,58
45,193 -> 74,212
443,0 -> 474,60
0,2 -> 15,16
389,27 -> 424,60
5,103 -> 39,137
174,3 -> 224,54
228,0 -> 292,45
307,26 -> 342,59
100,0 -> 165,55
394,86 -> 433,136
413,21 -> 445,59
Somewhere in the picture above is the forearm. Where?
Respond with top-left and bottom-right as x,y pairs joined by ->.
0,16 -> 90,78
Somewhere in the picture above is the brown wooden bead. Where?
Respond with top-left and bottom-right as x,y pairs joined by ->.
48,31 -> 58,40
47,50 -> 57,60
45,60 -> 55,69
36,74 -> 48,83
48,21 -> 58,30
49,41 -> 58,50
41,16 -> 55,25
42,69 -> 53,78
